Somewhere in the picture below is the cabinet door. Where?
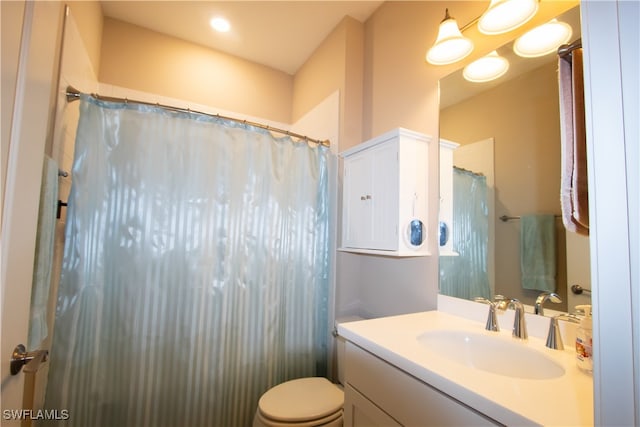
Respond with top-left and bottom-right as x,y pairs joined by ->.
343,151 -> 374,248
344,384 -> 402,427
369,141 -> 398,250
343,142 -> 398,250
346,343 -> 500,426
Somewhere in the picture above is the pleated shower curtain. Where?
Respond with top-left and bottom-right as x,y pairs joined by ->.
44,95 -> 331,427
439,167 -> 490,300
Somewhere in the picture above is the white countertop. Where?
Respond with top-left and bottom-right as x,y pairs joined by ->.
337,307 -> 594,426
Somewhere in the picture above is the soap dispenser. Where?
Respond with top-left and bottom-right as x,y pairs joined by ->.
575,304 -> 593,374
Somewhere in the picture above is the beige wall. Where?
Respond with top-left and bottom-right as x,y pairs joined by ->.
1,0 -> 26,217
364,1 -> 462,139
293,16 -> 364,152
67,1 -> 103,74
99,18 -> 293,124
440,61 -> 568,310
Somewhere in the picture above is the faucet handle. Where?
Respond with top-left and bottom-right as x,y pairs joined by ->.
473,297 -> 492,305
473,297 -> 500,332
493,294 -> 509,311
545,314 -> 581,350
557,313 -> 582,323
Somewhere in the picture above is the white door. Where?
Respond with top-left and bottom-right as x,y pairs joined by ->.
1,1 -> 64,421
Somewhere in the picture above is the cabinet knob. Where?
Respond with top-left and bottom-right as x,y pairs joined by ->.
360,195 -> 372,201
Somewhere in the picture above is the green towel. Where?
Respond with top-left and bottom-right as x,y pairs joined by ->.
29,156 -> 59,349
520,214 -> 556,291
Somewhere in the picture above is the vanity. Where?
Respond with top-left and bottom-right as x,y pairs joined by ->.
337,296 -> 593,426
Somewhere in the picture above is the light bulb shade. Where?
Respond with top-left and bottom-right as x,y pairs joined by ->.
463,51 -> 510,82
426,16 -> 474,65
478,0 -> 539,35
514,19 -> 572,57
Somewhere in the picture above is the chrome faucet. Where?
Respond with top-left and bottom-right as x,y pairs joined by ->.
545,313 -> 581,350
534,291 -> 562,316
473,295 -> 507,332
508,299 -> 528,339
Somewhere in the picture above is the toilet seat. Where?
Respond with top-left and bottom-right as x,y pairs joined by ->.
255,407 -> 342,427
256,377 -> 343,426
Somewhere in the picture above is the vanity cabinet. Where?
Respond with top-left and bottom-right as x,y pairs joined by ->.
343,342 -> 500,427
339,128 -> 431,256
439,139 -> 459,256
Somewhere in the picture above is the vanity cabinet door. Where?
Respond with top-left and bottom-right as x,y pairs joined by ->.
344,384 -> 402,427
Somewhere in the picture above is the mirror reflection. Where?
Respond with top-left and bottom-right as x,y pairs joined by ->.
438,6 -> 591,314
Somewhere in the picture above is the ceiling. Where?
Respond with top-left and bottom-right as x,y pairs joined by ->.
100,1 -> 383,75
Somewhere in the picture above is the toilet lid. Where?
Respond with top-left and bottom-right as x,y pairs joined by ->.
258,377 -> 344,422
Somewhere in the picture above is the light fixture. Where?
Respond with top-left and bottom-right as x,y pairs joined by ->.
210,16 -> 231,33
513,19 -> 572,57
463,51 -> 510,83
426,9 -> 474,65
478,0 -> 539,35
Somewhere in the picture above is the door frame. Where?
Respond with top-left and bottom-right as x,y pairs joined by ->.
581,1 -> 639,424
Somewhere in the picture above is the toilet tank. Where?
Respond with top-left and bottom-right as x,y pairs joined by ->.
335,316 -> 364,385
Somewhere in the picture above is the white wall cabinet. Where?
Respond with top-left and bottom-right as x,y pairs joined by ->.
343,342 -> 500,427
339,128 -> 430,256
439,139 -> 459,256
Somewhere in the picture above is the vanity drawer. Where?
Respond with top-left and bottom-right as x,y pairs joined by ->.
345,342 -> 502,426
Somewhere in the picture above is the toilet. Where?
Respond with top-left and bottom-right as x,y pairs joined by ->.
252,317 -> 362,427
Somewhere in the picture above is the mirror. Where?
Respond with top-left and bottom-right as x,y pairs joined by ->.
438,5 -> 591,314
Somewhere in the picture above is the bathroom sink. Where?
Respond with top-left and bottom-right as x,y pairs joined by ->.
417,330 -> 565,380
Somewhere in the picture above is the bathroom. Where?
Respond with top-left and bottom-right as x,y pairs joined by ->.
1,0 -> 637,426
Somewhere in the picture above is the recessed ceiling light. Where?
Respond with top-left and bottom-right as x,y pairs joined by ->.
463,51 -> 510,83
210,17 -> 231,33
513,19 -> 573,58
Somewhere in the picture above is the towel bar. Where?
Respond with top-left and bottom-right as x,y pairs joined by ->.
499,214 -> 561,222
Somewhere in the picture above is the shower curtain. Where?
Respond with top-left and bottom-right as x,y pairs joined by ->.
44,95 -> 331,427
440,167 -> 490,300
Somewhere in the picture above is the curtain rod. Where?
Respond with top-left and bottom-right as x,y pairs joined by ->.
65,86 -> 330,147
453,165 -> 485,177
558,38 -> 582,59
